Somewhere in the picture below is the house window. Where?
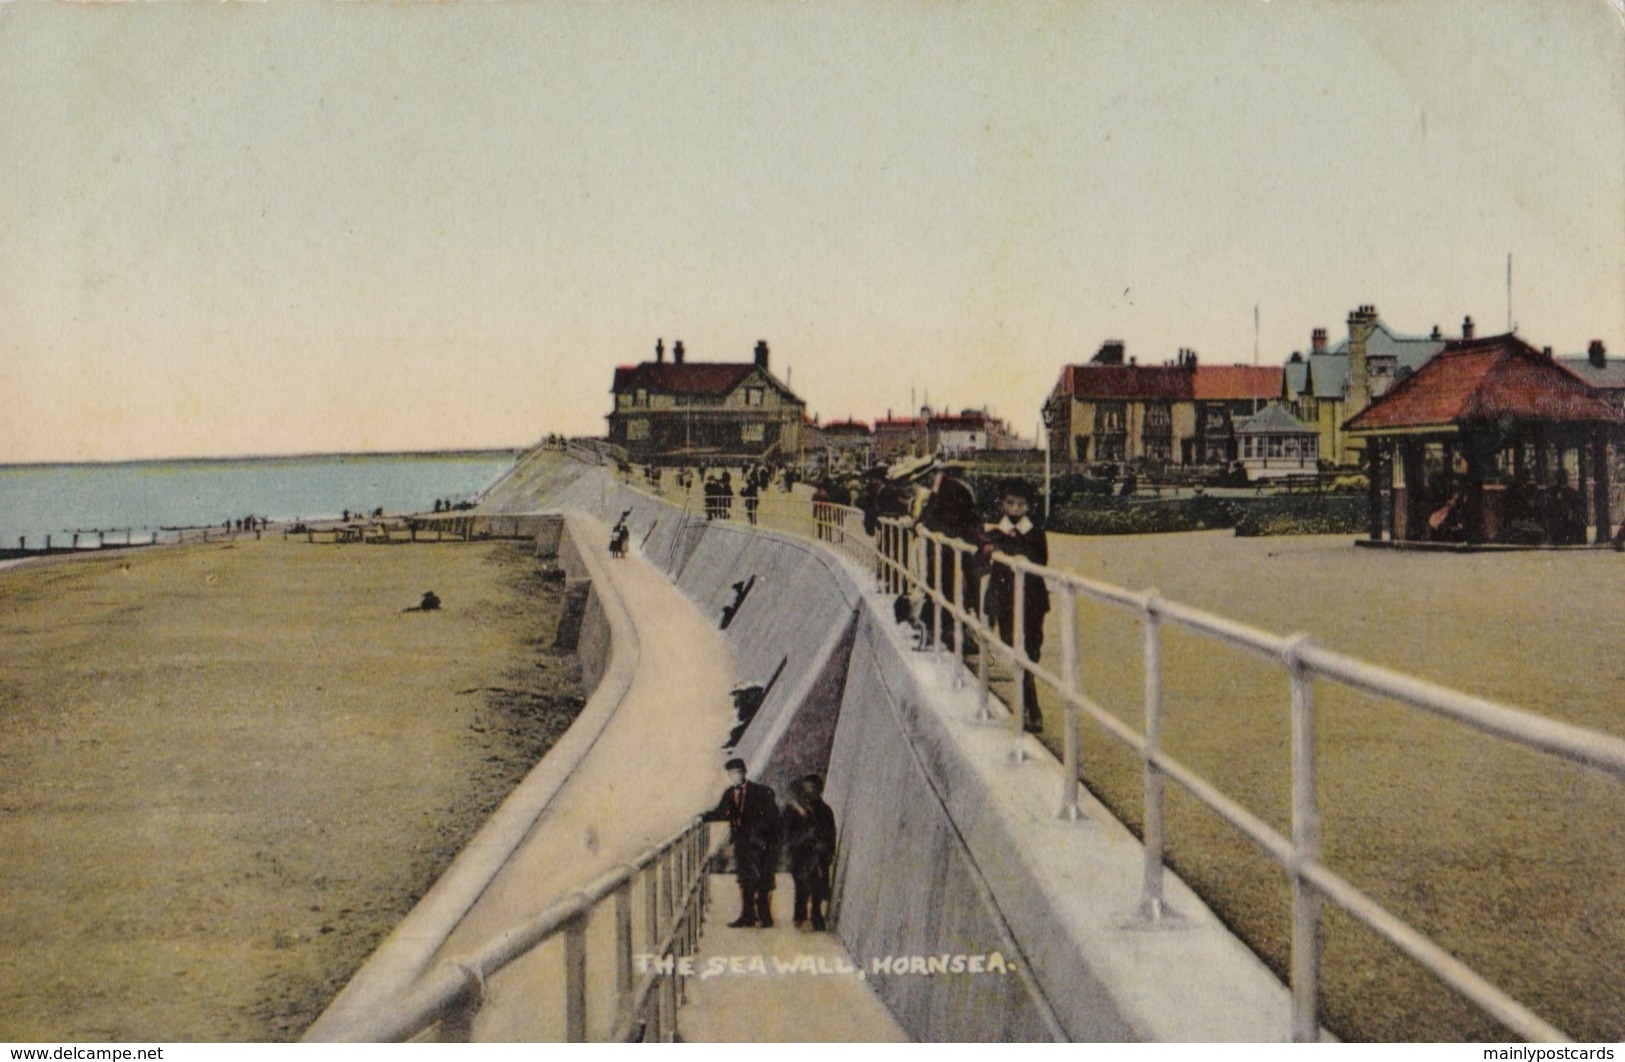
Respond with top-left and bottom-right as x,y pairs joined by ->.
742,423 -> 765,443
1145,404 -> 1172,430
1095,404 -> 1125,433
746,388 -> 765,407
635,389 -> 648,407
617,393 -> 632,409
627,420 -> 649,441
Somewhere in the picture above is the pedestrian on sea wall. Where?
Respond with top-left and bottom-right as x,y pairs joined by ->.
702,757 -> 780,928
913,460 -> 980,652
781,774 -> 837,932
980,479 -> 1050,734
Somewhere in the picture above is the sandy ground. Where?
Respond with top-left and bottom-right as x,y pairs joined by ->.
1039,531 -> 1625,1042
0,535 -> 582,1042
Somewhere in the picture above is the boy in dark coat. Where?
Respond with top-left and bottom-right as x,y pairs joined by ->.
980,480 -> 1050,733
702,758 -> 781,927
781,774 -> 838,932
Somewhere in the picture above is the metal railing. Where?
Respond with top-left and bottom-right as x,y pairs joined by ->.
865,511 -> 1625,1043
594,467 -> 1625,1042
327,818 -> 722,1042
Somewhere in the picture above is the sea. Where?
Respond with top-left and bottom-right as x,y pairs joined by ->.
0,450 -> 521,551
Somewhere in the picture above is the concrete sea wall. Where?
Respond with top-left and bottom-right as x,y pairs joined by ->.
542,470 -> 1298,1041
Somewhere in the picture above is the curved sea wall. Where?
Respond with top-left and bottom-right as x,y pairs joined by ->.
538,468 -> 1298,1042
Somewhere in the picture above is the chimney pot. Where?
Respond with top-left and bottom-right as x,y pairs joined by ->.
1311,328 -> 1327,354
1462,316 -> 1475,341
673,339 -> 685,364
1431,325 -> 1442,340
655,338 -> 665,364
1589,340 -> 1607,368
754,339 -> 769,369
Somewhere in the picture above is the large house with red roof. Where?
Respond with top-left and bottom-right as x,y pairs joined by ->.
1043,341 -> 1281,469
606,339 -> 806,465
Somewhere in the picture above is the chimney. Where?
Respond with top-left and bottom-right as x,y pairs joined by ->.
754,339 -> 769,369
1589,340 -> 1607,368
655,338 -> 665,364
1542,346 -> 1553,360
1094,340 -> 1126,365
1311,328 -> 1327,354
1289,351 -> 1303,363
1431,325 -> 1442,340
673,339 -> 685,364
1347,304 -> 1379,413
1461,316 -> 1475,341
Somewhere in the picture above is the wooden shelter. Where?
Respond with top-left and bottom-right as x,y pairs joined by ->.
1345,333 -> 1622,546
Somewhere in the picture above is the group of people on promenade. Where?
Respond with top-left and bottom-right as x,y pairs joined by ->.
702,759 -> 837,933
842,463 -> 1052,733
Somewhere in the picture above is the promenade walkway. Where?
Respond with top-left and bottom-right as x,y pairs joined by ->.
677,874 -> 909,1042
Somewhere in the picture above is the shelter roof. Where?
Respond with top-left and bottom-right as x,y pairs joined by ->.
1236,404 -> 1314,435
1345,334 -> 1622,432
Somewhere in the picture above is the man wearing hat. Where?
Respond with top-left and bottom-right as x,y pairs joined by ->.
914,460 -> 980,651
980,479 -> 1050,733
702,758 -> 781,927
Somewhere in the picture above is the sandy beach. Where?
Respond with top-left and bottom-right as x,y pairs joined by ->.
0,534 -> 583,1041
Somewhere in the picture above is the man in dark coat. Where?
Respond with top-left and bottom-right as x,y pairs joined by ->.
781,774 -> 837,932
702,758 -> 781,927
915,462 -> 980,651
980,479 -> 1050,733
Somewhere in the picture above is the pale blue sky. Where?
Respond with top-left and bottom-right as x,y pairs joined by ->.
1,0 -> 1620,462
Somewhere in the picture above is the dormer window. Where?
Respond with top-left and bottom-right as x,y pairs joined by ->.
746,387 -> 765,407
636,389 -> 648,406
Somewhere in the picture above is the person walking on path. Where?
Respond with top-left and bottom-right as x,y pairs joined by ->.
781,774 -> 837,932
913,461 -> 980,652
980,480 -> 1050,734
702,757 -> 781,927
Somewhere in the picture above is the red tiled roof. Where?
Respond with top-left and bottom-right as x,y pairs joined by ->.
611,362 -> 758,396
824,419 -> 872,433
1345,334 -> 1621,431
1192,365 -> 1282,400
1067,365 -> 1195,401
874,418 -> 926,429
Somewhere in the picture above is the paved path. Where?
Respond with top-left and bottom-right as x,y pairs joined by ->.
677,874 -> 910,1043
418,516 -> 741,1039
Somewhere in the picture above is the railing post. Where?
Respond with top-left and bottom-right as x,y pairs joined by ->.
1009,558 -> 1030,760
976,576 -> 994,721
1141,592 -> 1167,921
1057,581 -> 1085,821
931,535 -> 945,663
564,907 -> 589,1042
1286,634 -> 1322,1042
437,963 -> 485,1042
614,877 -> 634,1028
673,843 -> 689,1006
951,540 -> 966,689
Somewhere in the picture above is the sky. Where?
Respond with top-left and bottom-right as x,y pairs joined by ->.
1,0 -> 1621,464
